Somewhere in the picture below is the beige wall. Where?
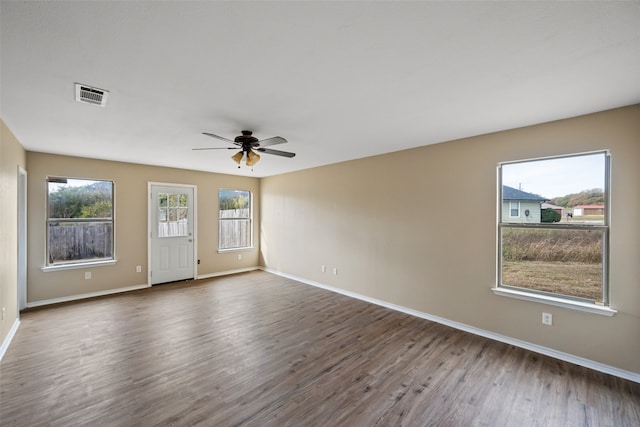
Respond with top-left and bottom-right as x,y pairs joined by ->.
1,120 -> 27,346
27,153 -> 260,303
5,106 -> 640,375
260,105 -> 640,375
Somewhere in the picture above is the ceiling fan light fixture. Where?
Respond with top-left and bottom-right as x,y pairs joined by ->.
246,150 -> 260,166
231,151 -> 244,164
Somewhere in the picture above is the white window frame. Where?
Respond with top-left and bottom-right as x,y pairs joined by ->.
218,189 -> 253,251
44,177 -> 115,270
493,151 -> 615,316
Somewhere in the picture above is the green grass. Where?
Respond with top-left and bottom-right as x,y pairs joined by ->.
502,261 -> 602,301
501,228 -> 603,301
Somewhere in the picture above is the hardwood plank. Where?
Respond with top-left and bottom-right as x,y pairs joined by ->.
1,271 -> 638,426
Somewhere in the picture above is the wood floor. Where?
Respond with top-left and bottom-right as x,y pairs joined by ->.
1,271 -> 639,426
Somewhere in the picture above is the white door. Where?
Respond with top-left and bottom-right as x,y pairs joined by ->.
149,184 -> 196,285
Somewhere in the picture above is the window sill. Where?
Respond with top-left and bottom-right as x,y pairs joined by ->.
217,247 -> 254,254
492,287 -> 617,317
42,259 -> 118,272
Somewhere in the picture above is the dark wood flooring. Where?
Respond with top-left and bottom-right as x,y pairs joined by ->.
1,271 -> 639,426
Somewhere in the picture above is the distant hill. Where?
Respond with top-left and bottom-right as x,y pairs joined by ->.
550,189 -> 604,208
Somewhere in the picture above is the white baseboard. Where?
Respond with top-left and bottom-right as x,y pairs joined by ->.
25,267 -> 261,309
26,283 -> 150,308
262,267 -> 640,384
0,318 -> 21,362
197,266 -> 260,280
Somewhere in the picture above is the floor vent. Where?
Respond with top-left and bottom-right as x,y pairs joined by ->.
75,83 -> 109,107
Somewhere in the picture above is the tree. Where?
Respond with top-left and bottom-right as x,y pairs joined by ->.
48,181 -> 112,218
550,189 -> 604,208
219,193 -> 249,210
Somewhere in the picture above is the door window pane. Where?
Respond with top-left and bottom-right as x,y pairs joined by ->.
158,192 -> 189,237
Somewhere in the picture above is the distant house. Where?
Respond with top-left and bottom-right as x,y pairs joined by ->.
502,186 -> 547,223
573,205 -> 605,216
541,202 -> 564,215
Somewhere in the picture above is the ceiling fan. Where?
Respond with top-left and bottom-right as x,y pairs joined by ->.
194,130 -> 295,168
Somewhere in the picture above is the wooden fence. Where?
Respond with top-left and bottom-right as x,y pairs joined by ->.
48,222 -> 113,263
49,209 -> 251,261
219,208 -> 251,248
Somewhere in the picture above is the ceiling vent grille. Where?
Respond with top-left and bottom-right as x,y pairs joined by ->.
75,83 -> 109,107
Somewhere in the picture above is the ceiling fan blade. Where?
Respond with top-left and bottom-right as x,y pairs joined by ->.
256,148 -> 296,158
257,136 -> 287,148
192,147 -> 236,151
202,132 -> 235,144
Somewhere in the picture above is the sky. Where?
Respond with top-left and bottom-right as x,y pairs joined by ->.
48,178 -> 104,192
501,152 -> 606,199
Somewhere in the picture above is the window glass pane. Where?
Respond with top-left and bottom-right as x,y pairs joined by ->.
157,193 -> 188,238
501,227 -> 603,301
48,221 -> 113,264
47,177 -> 114,265
48,179 -> 113,219
178,207 -> 188,221
219,189 -> 252,249
510,202 -> 519,217
219,190 -> 250,218
502,153 -> 606,224
219,219 -> 251,249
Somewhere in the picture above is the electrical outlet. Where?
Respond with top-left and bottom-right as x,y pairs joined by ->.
332,267 -> 338,275
542,312 -> 553,325
321,265 -> 326,273
84,272 -> 92,280
1,307 -> 5,320
237,254 -> 242,261
136,265 -> 142,273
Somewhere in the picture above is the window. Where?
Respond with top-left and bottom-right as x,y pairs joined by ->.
47,177 -> 114,266
509,201 -> 520,218
219,189 -> 252,250
497,151 -> 610,306
157,192 -> 189,237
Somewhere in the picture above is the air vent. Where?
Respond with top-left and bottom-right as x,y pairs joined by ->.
75,83 -> 109,107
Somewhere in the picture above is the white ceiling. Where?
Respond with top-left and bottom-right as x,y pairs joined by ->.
2,1 -> 639,178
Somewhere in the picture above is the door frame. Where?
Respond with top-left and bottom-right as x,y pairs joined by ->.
17,167 -> 27,311
147,182 -> 198,285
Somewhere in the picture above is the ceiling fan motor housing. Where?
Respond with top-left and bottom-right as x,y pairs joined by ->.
235,130 -> 259,149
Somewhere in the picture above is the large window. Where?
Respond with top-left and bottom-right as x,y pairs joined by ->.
497,151 -> 610,305
47,177 -> 114,266
219,189 -> 252,250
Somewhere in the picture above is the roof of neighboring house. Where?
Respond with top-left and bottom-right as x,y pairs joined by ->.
502,186 -> 547,202
574,205 -> 605,209
542,202 -> 564,210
